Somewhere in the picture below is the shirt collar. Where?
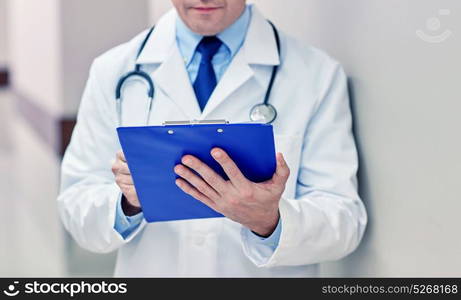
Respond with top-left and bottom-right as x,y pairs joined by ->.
175,4 -> 252,65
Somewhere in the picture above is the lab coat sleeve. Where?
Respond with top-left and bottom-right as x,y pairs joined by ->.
242,64 -> 367,267
114,196 -> 145,239
240,218 -> 282,264
57,59 -> 147,254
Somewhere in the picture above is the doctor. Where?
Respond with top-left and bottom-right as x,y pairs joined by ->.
58,0 -> 367,277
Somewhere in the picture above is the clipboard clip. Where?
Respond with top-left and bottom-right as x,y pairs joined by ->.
162,119 -> 229,126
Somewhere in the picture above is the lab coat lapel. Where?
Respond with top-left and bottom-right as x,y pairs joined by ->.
136,9 -> 201,120
200,7 -> 280,119
152,46 -> 202,120
200,51 -> 253,118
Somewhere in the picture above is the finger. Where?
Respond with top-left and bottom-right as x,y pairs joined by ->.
120,186 -> 139,204
120,183 -> 137,196
117,161 -> 131,175
211,148 -> 248,189
271,152 -> 290,186
181,155 -> 227,194
116,174 -> 134,185
116,150 -> 127,162
175,178 -> 218,211
174,164 -> 221,200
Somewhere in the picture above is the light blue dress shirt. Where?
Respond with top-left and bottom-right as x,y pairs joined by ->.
114,5 -> 282,256
175,4 -> 251,84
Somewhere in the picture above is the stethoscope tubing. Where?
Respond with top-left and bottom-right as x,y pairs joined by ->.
115,21 -> 281,126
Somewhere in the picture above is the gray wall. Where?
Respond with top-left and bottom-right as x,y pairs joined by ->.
61,0 -> 149,117
149,0 -> 461,276
0,0 -> 7,66
251,0 -> 461,276
6,0 -> 149,116
148,0 -> 172,24
7,0 -> 62,113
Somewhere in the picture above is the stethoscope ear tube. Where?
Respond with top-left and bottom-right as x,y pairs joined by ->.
115,69 -> 155,126
251,21 -> 280,124
115,69 -> 155,100
263,21 -> 281,108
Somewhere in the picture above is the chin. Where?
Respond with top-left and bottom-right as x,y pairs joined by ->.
190,22 -> 222,36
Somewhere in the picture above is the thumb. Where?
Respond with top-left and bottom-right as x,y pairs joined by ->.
117,150 -> 127,162
272,152 -> 290,186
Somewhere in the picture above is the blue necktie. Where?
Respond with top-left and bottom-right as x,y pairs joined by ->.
193,36 -> 223,111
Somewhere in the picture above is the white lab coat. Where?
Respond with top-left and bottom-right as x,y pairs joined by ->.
58,7 -> 367,277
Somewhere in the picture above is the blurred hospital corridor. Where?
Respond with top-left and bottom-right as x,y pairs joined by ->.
0,90 -> 116,276
0,90 -> 63,276
0,89 -> 63,276
1,0 -> 461,277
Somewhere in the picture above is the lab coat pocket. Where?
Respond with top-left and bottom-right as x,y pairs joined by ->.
273,134 -> 303,199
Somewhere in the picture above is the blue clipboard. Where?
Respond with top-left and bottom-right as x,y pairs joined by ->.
117,122 -> 276,223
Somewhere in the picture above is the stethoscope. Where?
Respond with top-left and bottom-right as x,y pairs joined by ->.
115,21 -> 281,126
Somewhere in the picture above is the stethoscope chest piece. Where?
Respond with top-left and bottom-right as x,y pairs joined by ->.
250,103 -> 277,124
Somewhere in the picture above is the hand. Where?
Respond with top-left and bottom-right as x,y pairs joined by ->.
174,148 -> 290,237
112,151 -> 141,215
